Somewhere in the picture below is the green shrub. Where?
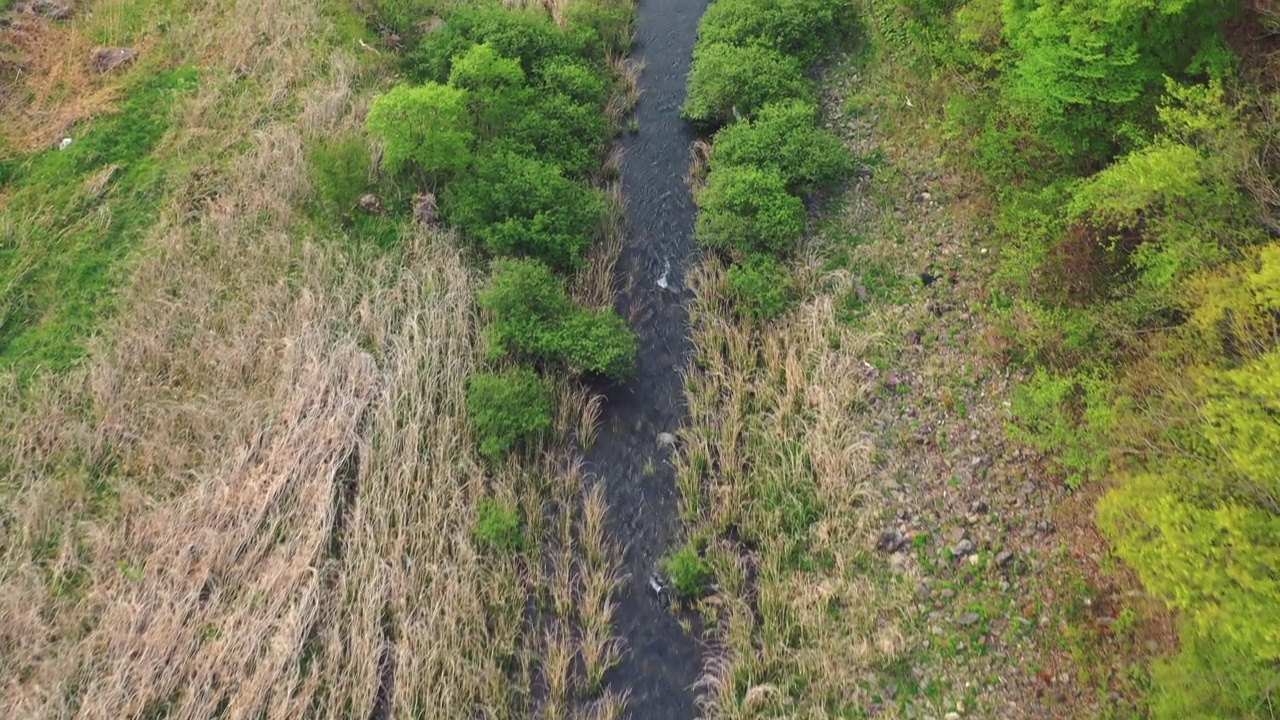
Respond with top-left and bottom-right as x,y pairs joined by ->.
474,497 -> 525,551
479,259 -> 638,380
697,0 -> 856,66
712,100 -> 852,194
306,134 -> 372,221
555,307 -> 638,381
442,151 -> 605,270
365,83 -> 473,179
696,165 -> 806,256
682,43 -> 811,126
466,368 -> 554,462
448,42 -> 525,91
535,55 -> 609,106
407,5 -> 572,82
725,254 -> 794,321
562,0 -> 635,57
1009,368 -> 1119,487
504,92 -> 608,178
662,542 -> 713,598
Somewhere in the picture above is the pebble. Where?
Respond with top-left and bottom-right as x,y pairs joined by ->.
953,539 -> 974,556
957,611 -> 980,626
996,550 -> 1014,567
656,432 -> 677,449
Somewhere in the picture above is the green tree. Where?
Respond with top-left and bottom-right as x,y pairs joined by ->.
365,83 -> 473,180
448,42 -> 525,92
1001,0 -> 1235,160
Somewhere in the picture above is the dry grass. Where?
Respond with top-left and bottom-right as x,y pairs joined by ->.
675,253 -> 911,717
0,0 -> 626,716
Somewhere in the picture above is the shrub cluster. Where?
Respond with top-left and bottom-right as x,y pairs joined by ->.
480,258 -> 637,381
685,0 -> 855,321
364,1 -> 638,465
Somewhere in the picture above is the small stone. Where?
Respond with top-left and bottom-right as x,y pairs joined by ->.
952,539 -> 974,556
970,500 -> 989,514
996,550 -> 1014,567
16,0 -> 73,20
92,47 -> 137,73
656,432 -> 677,449
967,553 -> 980,566
877,529 -> 905,553
957,611 -> 980,626
944,713 -> 961,720
939,588 -> 956,600
357,193 -> 383,214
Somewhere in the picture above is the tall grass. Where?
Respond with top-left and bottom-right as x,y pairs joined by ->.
0,0 -> 626,716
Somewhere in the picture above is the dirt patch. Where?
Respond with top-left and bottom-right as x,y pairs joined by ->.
1,11 -> 124,152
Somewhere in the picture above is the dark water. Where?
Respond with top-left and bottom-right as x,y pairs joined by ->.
582,0 -> 710,717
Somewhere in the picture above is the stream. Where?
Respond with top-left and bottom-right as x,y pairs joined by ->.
582,0 -> 710,716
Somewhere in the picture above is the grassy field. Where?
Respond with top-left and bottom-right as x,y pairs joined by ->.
0,1 -> 630,717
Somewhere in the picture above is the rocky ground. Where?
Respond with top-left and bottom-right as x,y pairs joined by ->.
816,52 -> 1169,720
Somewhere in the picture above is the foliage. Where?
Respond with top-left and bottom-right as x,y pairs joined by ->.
448,42 -> 526,92
474,497 -> 525,551
712,100 -> 852,194
662,542 -> 712,598
479,259 -> 637,380
561,0 -> 635,58
696,165 -> 806,256
696,0 -> 856,66
504,91 -> 608,178
1008,367 -> 1119,487
365,83 -> 473,179
682,43 -> 811,126
725,254 -> 794,321
305,133 -> 373,221
1001,0 -> 1235,162
442,151 -> 605,270
406,4 -> 573,82
466,368 -> 553,462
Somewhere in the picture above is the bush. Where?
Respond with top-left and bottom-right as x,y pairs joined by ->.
535,55 -> 609,106
682,43 -> 811,126
562,0 -> 635,58
407,5 -> 573,82
697,0 -> 856,66
365,83 -> 473,179
712,100 -> 852,194
479,259 -> 638,380
556,307 -> 638,381
448,42 -> 525,91
696,165 -> 806,256
725,254 -> 795,321
505,92 -> 608,178
474,497 -> 525,551
662,542 -> 713,598
443,151 -> 605,270
305,133 -> 372,221
466,368 -> 554,462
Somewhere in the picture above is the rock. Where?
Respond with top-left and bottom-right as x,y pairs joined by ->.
412,192 -> 439,226
656,432 -> 677,449
944,713 -> 961,720
945,526 -> 966,545
92,47 -> 137,73
996,550 -> 1014,567
15,0 -> 72,20
939,588 -> 956,600
877,528 -> 905,553
956,611 -> 980,626
970,500 -> 989,514
357,193 -> 383,215
952,539 -> 974,557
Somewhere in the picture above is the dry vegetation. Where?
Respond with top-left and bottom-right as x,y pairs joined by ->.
0,0 -> 627,716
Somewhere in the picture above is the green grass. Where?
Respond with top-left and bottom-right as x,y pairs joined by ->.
0,67 -> 197,378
